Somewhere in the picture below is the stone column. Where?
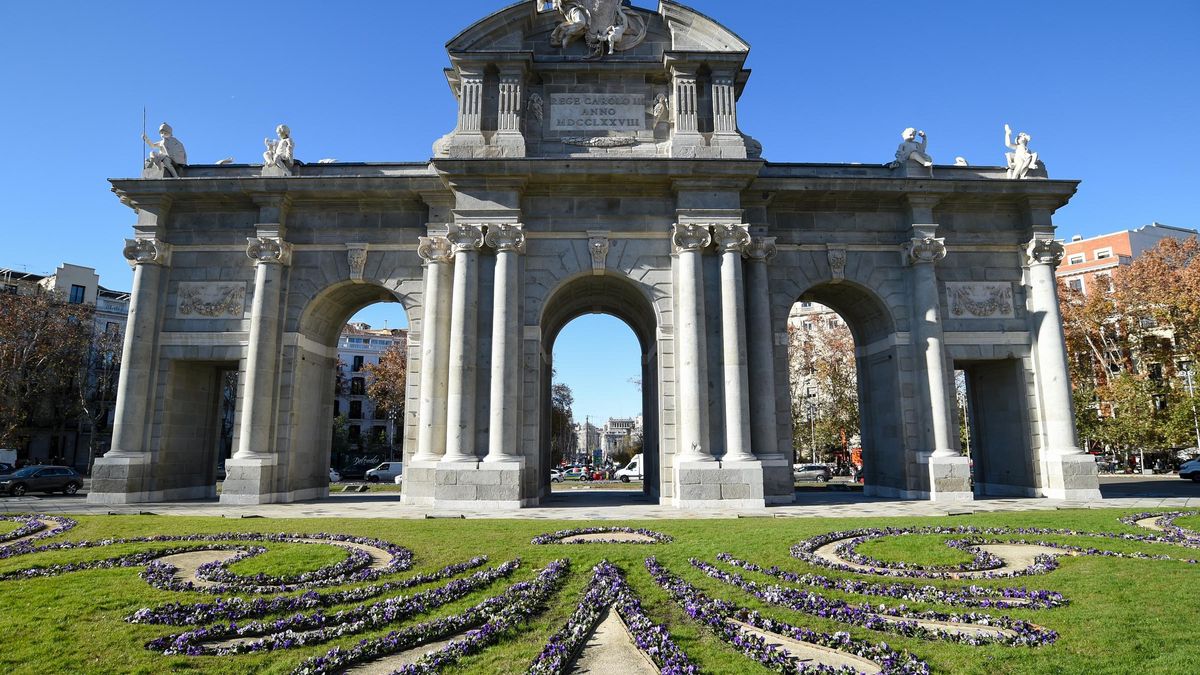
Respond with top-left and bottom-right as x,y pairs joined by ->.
485,223 -> 526,462
106,238 -> 170,459
497,73 -> 522,133
457,69 -> 484,134
1027,238 -> 1083,454
904,226 -> 972,500
711,72 -> 738,134
413,235 -> 454,463
441,223 -> 484,464
904,230 -> 956,458
1027,237 -> 1101,498
672,68 -> 699,134
714,224 -> 755,463
673,223 -> 713,462
743,236 -> 781,459
234,232 -> 292,461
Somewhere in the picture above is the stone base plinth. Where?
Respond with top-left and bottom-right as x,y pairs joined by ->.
926,455 -> 975,502
219,456 -> 287,505
890,157 -> 934,178
1042,453 -> 1102,500
87,454 -> 154,504
673,459 -> 766,509
429,460 -> 530,510
401,460 -> 440,506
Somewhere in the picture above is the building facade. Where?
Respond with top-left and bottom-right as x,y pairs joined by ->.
89,0 -> 1099,507
1056,223 -> 1197,295
1,264 -> 130,466
334,323 -> 408,461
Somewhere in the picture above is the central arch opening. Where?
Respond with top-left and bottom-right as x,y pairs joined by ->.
295,282 -> 414,490
538,274 -> 660,506
787,282 -> 904,498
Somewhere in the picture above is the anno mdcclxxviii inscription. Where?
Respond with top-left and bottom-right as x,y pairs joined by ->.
549,93 -> 645,132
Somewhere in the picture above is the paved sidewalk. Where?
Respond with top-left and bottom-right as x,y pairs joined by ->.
2,486 -> 1196,521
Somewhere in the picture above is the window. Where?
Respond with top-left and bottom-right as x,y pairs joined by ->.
373,426 -> 387,441
1094,247 -> 1113,260
348,425 -> 361,441
350,377 -> 365,395
1067,254 -> 1085,265
349,400 -> 363,419
800,302 -> 812,309
105,321 -> 120,334
1094,273 -> 1113,293
333,400 -> 341,417
1067,278 -> 1084,293
352,355 -> 364,372
1149,363 -> 1164,381
68,284 -> 85,304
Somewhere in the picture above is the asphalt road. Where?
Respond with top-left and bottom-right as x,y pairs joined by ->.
1099,474 -> 1200,498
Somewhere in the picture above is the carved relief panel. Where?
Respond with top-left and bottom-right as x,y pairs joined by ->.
945,282 -> 1015,319
177,282 -> 247,319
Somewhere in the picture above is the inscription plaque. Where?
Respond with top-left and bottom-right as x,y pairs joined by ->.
549,93 -> 645,132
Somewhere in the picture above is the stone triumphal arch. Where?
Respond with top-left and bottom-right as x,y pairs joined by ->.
90,0 -> 1100,508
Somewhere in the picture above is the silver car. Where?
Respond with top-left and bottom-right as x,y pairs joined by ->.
793,463 -> 832,482
365,462 -> 403,483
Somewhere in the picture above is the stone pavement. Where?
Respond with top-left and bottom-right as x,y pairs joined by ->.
2,476 -> 1196,520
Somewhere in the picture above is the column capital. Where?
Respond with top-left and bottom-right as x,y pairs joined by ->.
448,223 -> 485,252
712,223 -> 751,253
484,223 -> 526,254
417,236 -> 454,265
246,236 -> 293,266
1026,237 -> 1065,267
672,223 -> 712,253
903,235 -> 947,265
122,238 -> 171,267
743,236 -> 777,263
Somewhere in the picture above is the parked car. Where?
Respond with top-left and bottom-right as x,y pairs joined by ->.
550,469 -> 564,483
793,463 -> 832,482
1179,458 -> 1200,482
365,462 -> 403,483
564,466 -> 590,481
328,468 -> 342,483
616,454 -> 644,483
0,465 -> 83,496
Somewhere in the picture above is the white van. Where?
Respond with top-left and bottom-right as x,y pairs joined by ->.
616,454 -> 643,483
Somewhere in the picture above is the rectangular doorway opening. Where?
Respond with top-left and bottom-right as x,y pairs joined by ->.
159,360 -> 239,500
957,359 -> 1038,497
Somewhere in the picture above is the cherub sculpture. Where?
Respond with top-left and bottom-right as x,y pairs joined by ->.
1004,124 -> 1039,179
887,127 -> 934,169
549,0 -> 589,49
262,124 -> 295,176
142,123 -> 187,178
652,93 -> 669,125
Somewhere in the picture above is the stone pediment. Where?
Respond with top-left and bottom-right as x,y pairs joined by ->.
436,1 -> 757,160
446,1 -> 749,58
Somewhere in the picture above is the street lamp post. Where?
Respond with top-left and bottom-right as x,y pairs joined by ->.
806,400 -> 816,463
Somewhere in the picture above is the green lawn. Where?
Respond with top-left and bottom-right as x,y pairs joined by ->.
0,509 -> 1197,674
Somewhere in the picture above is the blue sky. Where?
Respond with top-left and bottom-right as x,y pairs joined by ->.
1,0 -> 1196,422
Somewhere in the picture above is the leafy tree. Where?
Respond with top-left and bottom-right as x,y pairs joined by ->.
80,324 -> 123,474
0,291 -> 94,456
363,344 -> 407,421
331,415 -> 351,469
550,379 -> 575,467
788,313 -> 859,462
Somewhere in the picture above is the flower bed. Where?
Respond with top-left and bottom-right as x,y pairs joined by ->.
0,515 -> 75,547
528,560 -> 697,674
147,559 -> 521,656
1120,511 -> 1200,540
691,558 -> 1056,647
128,556 -> 490,625
792,526 -> 1200,580
0,531 -> 413,593
531,526 -> 673,545
646,557 -> 931,674
290,560 -> 571,675
716,553 -> 1066,609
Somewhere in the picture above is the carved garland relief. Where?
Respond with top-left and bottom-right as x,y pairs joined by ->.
177,282 -> 247,319
945,282 -> 1015,319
